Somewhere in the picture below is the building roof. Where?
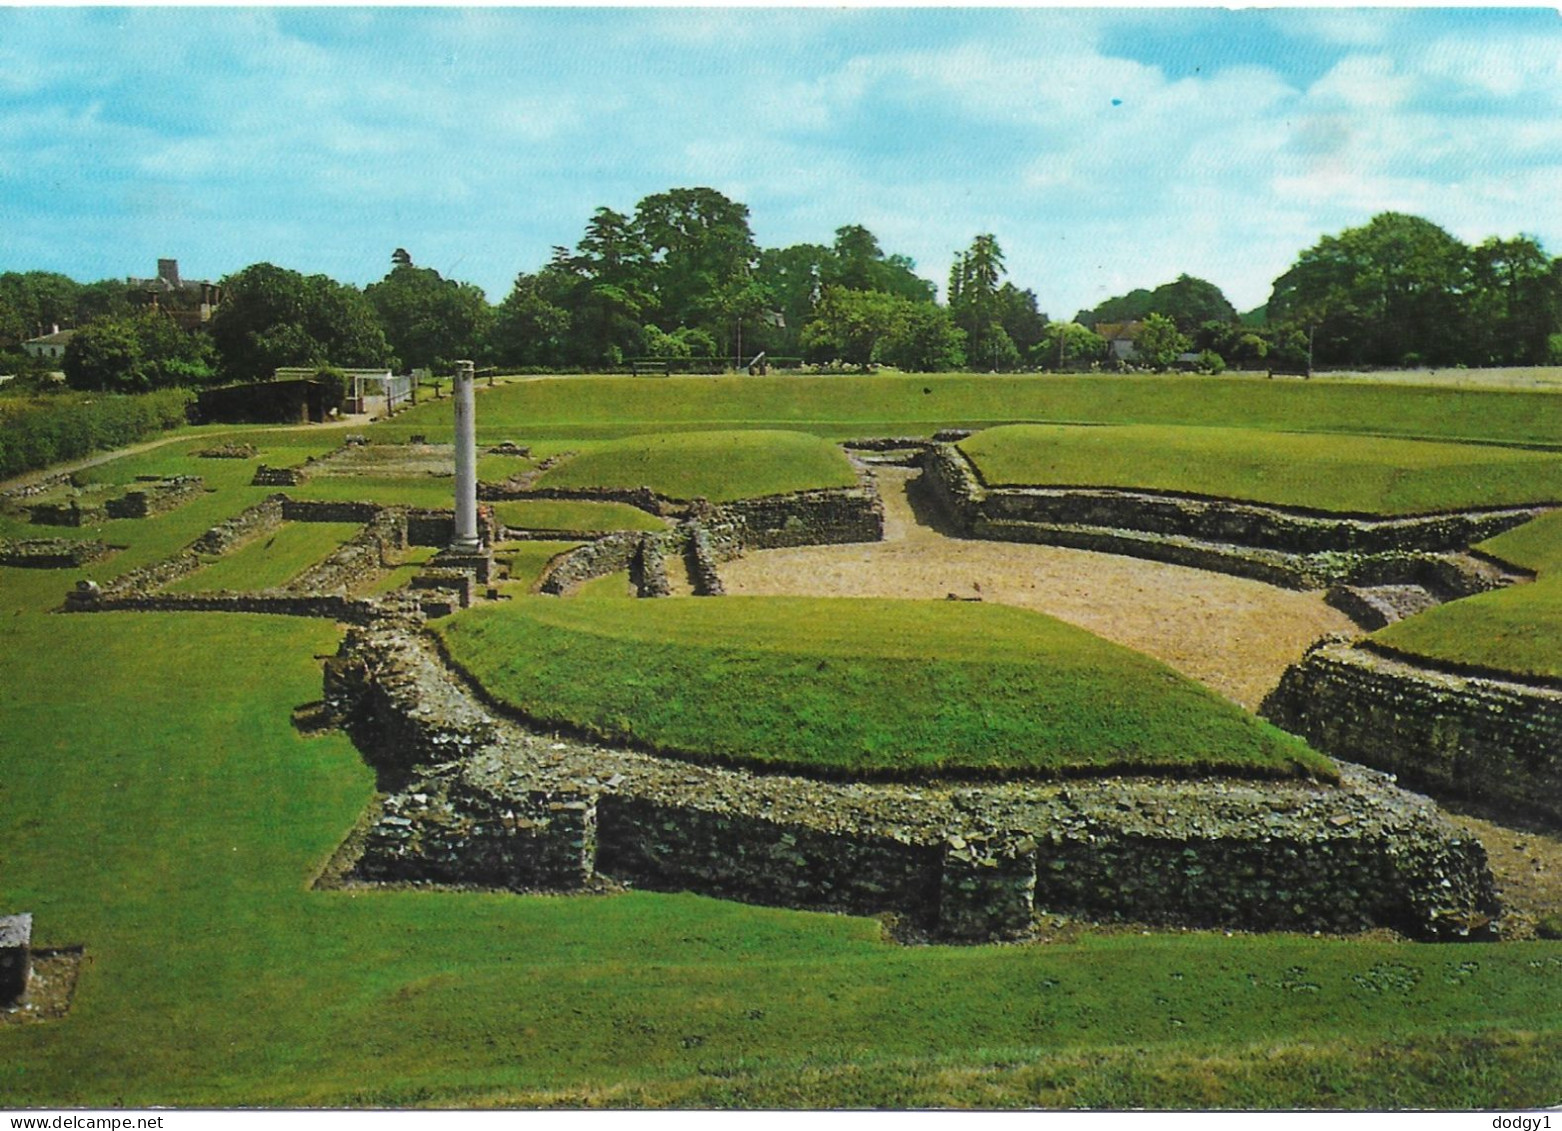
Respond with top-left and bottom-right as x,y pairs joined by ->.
24,329 -> 75,346
1094,321 -> 1145,342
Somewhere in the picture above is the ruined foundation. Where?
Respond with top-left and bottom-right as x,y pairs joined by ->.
323,619 -> 1500,942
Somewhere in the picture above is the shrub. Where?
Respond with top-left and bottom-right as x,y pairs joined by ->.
0,388 -> 192,480
313,367 -> 349,414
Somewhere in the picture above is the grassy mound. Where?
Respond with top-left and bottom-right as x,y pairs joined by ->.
530,429 -> 857,503
437,596 -> 1333,780
960,424 -> 1562,515
1372,508 -> 1562,681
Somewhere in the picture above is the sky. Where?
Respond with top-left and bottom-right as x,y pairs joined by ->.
3,6 -> 1562,319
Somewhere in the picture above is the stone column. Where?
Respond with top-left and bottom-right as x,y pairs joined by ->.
450,359 -> 481,553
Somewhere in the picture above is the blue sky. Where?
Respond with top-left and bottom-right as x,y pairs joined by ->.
3,6 -> 1561,318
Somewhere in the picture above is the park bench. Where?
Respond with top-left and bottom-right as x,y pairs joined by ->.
631,360 -> 670,377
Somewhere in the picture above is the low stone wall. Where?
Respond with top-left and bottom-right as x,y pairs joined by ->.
921,444 -> 1537,592
67,495 -> 290,603
2,471 -> 74,502
288,510 -> 403,595
27,501 -> 97,527
712,480 -> 883,551
104,475 -> 204,519
538,532 -> 647,595
480,482 -> 671,517
78,590 -> 388,622
0,538 -> 114,569
1263,640 -> 1562,826
630,535 -> 672,598
251,465 -> 308,487
684,524 -> 725,596
281,498 -> 383,525
329,622 -> 1500,941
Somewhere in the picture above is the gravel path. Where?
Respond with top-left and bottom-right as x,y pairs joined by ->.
721,467 -> 1357,711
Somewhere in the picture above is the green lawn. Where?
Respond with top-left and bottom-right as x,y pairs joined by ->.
365,372 -> 1562,447
493,540 -> 583,591
961,424 -> 1562,514
0,610 -> 1560,1107
530,429 -> 857,502
436,596 -> 1333,780
1371,508 -> 1562,680
163,521 -> 363,593
288,476 -> 459,510
4,385 -> 1562,1108
493,498 -> 667,532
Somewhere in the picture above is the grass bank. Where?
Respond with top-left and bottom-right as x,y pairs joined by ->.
1372,509 -> 1562,681
530,429 -> 857,503
960,424 -> 1562,514
436,596 -> 1332,780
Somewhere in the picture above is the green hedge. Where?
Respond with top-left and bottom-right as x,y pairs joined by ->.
0,387 -> 192,480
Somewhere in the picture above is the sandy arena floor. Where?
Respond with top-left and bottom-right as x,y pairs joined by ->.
720,466 -> 1356,712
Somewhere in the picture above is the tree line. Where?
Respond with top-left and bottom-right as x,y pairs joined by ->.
5,190 -> 1562,395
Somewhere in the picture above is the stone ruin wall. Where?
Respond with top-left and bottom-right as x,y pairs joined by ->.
533,477 -> 883,597
325,619 -> 1499,942
103,475 -> 206,519
1263,640 -> 1562,826
919,443 -> 1539,592
0,538 -> 114,569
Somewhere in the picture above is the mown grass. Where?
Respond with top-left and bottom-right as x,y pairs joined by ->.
530,429 -> 857,503
288,475 -> 459,510
492,540 -> 583,592
1371,508 -> 1562,681
961,424 -> 1562,515
162,521 -> 363,593
436,596 -> 1332,780
4,390 -> 1562,1108
0,610 -> 1558,1109
493,498 -> 667,533
365,373 -> 1562,447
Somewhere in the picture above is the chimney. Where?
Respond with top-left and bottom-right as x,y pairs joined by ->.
158,258 -> 180,289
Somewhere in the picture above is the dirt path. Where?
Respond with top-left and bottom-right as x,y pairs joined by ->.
722,467 -> 1356,712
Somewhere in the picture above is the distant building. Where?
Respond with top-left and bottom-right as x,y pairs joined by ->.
127,258 -> 223,329
1094,321 -> 1144,363
22,327 -> 75,360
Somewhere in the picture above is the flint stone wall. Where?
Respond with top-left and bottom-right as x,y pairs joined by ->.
0,538 -> 113,568
288,510 -> 404,595
1263,640 -> 1562,825
76,590 -> 389,621
2,472 -> 74,501
920,444 -> 1536,592
104,475 -> 205,518
534,475 -> 882,596
68,495 -> 289,603
27,501 -> 98,527
329,621 -> 1500,941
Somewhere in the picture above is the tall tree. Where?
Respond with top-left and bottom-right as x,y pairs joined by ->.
949,234 -> 1017,369
210,263 -> 391,381
1076,274 -> 1236,332
487,270 -> 572,369
365,257 -> 491,371
633,187 -> 761,345
1467,235 -> 1558,366
1269,213 -> 1472,367
63,308 -> 216,392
